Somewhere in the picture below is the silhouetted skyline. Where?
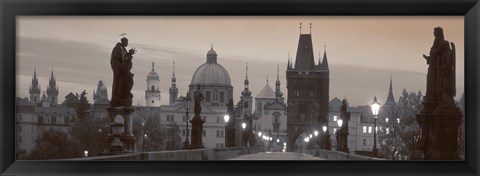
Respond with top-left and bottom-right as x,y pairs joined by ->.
16,16 -> 464,106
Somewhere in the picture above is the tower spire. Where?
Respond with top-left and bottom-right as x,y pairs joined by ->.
385,74 -> 396,106
267,75 -> 269,85
152,62 -> 155,71
246,62 -> 248,79
277,64 -> 279,80
173,61 -> 175,77
321,43 -> 329,70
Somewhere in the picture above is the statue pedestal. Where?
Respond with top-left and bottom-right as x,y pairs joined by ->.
106,106 -> 136,154
189,115 -> 205,149
431,106 -> 462,160
416,96 -> 438,159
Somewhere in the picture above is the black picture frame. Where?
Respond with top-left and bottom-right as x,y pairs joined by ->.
1,0 -> 479,176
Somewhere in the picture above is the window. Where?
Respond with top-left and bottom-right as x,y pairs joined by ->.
333,115 -> 337,121
363,126 -> 367,133
167,115 -> 175,122
206,91 -> 211,102
202,116 -> 207,122
368,126 -> 372,133
18,114 -> 22,121
221,130 -> 224,137
220,92 -> 225,103
363,139 -> 366,146
216,130 -> 220,138
203,129 -> 206,137
214,90 -> 218,101
217,117 -> 220,123
274,116 -> 280,123
257,103 -> 262,112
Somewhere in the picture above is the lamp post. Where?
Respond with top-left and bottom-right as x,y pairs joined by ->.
224,115 -> 230,147
182,93 -> 192,149
371,96 -> 381,157
141,118 -> 145,152
336,119 -> 343,151
242,122 -> 247,147
322,126 -> 327,149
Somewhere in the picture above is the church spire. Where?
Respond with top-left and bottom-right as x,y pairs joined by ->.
275,64 -> 284,100
321,44 -> 329,70
385,75 -> 396,106
47,68 -> 59,106
242,63 -> 252,97
152,62 -> 155,71
29,66 -> 41,104
169,61 -> 179,105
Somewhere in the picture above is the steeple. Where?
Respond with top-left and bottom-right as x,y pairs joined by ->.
29,67 -> 41,104
321,45 -> 329,70
287,52 -> 292,70
242,63 -> 252,97
46,68 -> 59,106
169,61 -> 179,105
294,26 -> 315,70
385,75 -> 396,106
240,62 -> 253,114
146,61 -> 161,107
275,64 -> 284,100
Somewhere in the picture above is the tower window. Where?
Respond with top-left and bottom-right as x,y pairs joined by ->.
151,86 -> 155,91
152,100 -> 154,104
244,102 -> 249,108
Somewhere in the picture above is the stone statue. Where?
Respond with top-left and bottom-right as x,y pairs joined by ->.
422,27 -> 451,98
194,84 -> 203,116
110,37 -> 135,107
437,41 -> 456,107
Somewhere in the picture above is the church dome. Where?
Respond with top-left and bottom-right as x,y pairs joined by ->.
191,63 -> 231,85
191,47 -> 231,86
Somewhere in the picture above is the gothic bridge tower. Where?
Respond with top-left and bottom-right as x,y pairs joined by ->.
286,24 -> 330,152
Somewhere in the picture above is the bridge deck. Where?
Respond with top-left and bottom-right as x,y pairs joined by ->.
229,152 -> 325,160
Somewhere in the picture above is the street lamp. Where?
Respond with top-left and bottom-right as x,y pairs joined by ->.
182,93 -> 192,149
84,150 -> 89,157
322,125 -> 327,149
371,96 -> 381,157
336,119 -> 343,151
314,130 -> 319,137
141,118 -> 145,152
242,122 -> 247,147
242,122 -> 247,131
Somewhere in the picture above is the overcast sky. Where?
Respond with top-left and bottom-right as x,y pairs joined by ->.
16,16 -> 464,107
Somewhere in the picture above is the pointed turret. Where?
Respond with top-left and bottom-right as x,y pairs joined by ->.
385,75 -> 396,106
321,45 -> 329,70
169,61 -> 179,105
240,63 -> 253,114
29,67 -> 41,104
46,69 -> 59,106
275,64 -> 284,100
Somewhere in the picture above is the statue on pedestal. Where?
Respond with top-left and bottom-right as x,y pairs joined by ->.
110,37 -> 135,107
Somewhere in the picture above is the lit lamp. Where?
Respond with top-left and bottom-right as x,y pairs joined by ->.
314,130 -> 319,137
258,132 -> 262,137
242,122 -> 247,147
371,96 -> 381,157
322,125 -> 327,149
336,119 -> 343,151
224,114 -> 230,147
84,150 -> 88,157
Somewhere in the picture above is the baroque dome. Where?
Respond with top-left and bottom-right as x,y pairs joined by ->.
190,47 -> 231,86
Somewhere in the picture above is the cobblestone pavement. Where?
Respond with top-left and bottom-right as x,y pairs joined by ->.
229,152 -> 325,160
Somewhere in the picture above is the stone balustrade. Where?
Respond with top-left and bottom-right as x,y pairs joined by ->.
305,149 -> 386,160
69,147 -> 263,161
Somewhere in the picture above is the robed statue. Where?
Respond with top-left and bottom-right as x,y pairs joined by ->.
110,37 -> 136,107
422,27 -> 456,107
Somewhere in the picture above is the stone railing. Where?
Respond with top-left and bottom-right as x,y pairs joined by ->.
305,149 -> 386,160
70,147 -> 263,161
